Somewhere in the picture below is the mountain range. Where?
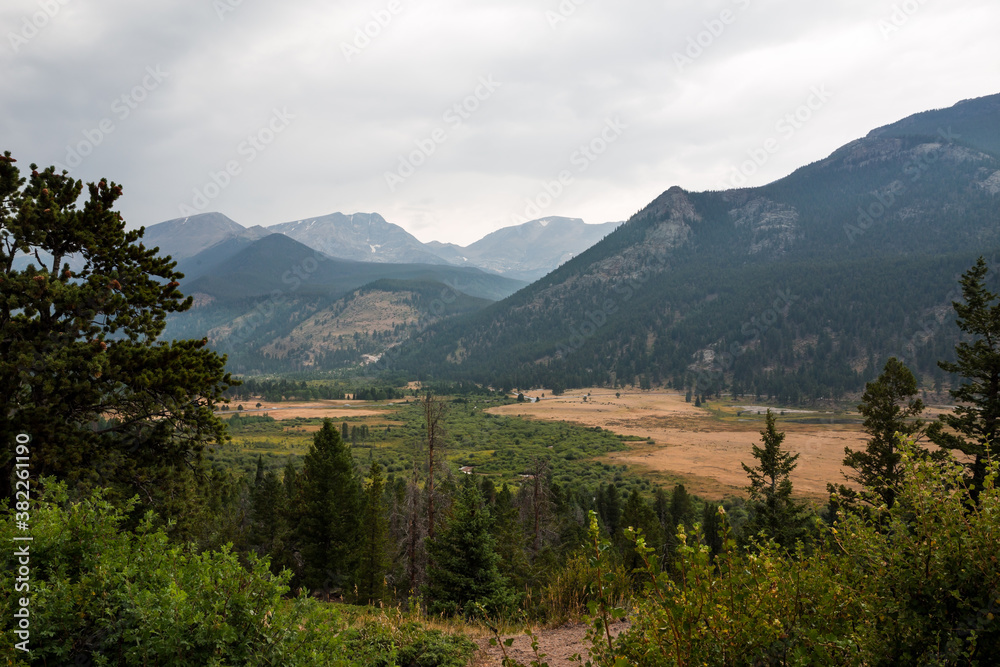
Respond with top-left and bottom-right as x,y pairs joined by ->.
142,211 -> 621,282
382,93 -> 1000,399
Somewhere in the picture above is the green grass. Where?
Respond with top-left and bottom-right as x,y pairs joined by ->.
211,395 -> 655,497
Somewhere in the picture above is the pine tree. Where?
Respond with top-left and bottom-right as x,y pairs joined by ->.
247,455 -> 286,568
928,257 -> 1000,497
741,409 -> 806,547
620,489 -> 663,571
356,462 -> 390,604
0,153 -> 233,520
701,502 -> 723,558
842,357 -> 925,508
669,483 -> 693,528
423,393 -> 447,538
424,477 -> 513,617
598,483 -> 622,538
296,419 -> 361,595
491,482 -> 529,591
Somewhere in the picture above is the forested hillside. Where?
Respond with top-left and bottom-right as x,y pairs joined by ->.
386,94 -> 1000,400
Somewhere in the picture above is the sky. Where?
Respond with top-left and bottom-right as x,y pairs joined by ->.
2,1 -> 998,247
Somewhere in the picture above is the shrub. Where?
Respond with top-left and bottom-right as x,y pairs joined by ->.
586,440 -> 1000,666
0,481 -> 475,666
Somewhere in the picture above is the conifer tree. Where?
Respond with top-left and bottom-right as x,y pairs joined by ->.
842,357 -> 925,508
424,477 -> 513,617
491,482 -> 530,591
248,456 -> 286,565
701,502 -> 723,558
0,153 -> 233,518
356,462 -> 390,604
597,483 -> 622,538
928,257 -> 1000,497
741,410 -> 806,547
669,483 -> 693,528
620,489 -> 663,571
296,419 -> 361,595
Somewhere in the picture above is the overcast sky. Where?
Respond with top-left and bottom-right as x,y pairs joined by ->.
2,0 -> 997,246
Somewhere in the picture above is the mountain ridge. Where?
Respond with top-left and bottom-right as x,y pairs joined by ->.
382,92 -> 1000,399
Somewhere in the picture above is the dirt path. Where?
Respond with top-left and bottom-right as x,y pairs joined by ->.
473,621 -> 629,667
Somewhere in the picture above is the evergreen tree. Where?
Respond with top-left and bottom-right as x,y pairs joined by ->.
741,410 -> 806,547
928,257 -> 1000,497
296,419 -> 361,595
0,154 -> 233,522
402,462 -> 426,597
842,357 -> 925,508
247,456 -> 287,572
652,487 -> 678,566
479,476 -> 497,505
701,502 -> 723,558
424,477 -> 513,616
598,483 -> 622,538
356,462 -> 390,604
491,483 -> 530,591
669,483 -> 693,528
620,489 -> 663,572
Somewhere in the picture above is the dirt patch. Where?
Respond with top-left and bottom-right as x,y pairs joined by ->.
473,622 -> 628,667
490,390 -> 865,500
222,400 -> 394,421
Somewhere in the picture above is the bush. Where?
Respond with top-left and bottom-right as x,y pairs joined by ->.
587,440 -> 1000,666
0,481 -> 475,666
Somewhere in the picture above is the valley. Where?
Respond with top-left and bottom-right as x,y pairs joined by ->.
490,388 -> 866,499
6,85 -> 1000,666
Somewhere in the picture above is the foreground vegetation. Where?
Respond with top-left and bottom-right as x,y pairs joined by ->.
0,482 -> 476,666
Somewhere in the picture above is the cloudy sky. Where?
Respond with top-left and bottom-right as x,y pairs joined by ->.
2,0 -> 997,246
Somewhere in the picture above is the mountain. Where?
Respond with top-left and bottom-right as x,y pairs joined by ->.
385,93 -> 1000,400
179,233 -> 524,302
141,212 -> 270,263
425,217 -> 621,281
163,234 -> 526,373
141,210 -> 620,281
267,212 -> 448,265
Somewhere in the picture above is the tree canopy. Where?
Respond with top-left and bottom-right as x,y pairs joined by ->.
741,409 -> 807,546
842,356 -> 925,508
0,153 -> 233,526
928,256 -> 1000,494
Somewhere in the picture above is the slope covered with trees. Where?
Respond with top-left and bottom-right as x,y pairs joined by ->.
386,94 -> 1000,400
